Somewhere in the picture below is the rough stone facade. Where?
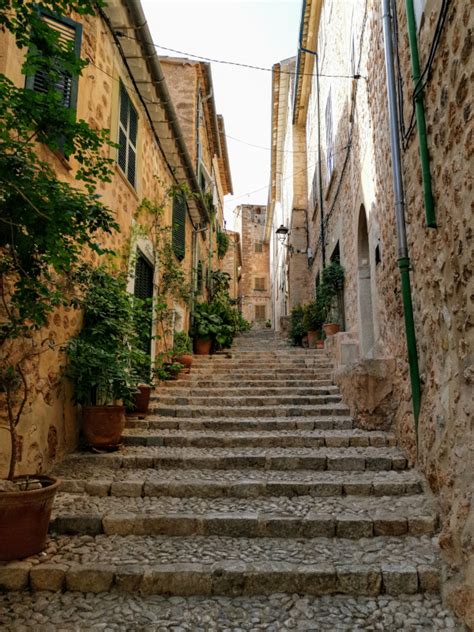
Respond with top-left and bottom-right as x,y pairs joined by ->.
0,2 -> 232,479
239,205 -> 272,326
220,231 -> 242,303
270,0 -> 473,625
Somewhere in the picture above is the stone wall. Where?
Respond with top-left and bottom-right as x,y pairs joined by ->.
296,0 -> 473,624
239,205 -> 272,325
221,231 -> 242,302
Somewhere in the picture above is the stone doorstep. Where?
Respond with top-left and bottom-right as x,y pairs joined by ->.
125,418 -> 354,432
60,452 -> 408,471
149,406 -> 351,418
49,511 -> 437,539
0,561 -> 440,596
58,474 -> 423,498
121,430 -> 397,449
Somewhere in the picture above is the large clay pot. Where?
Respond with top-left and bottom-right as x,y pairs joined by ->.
174,353 -> 193,374
82,405 -> 125,448
307,330 -> 320,349
194,338 -> 212,355
323,323 -> 340,337
132,385 -> 151,414
0,475 -> 60,560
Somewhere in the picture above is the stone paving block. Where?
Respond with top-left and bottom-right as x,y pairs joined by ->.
66,564 -> 114,593
142,564 -> 212,596
336,515 -> 373,538
325,436 -> 350,448
302,514 -> 336,537
243,563 -> 297,594
142,513 -> 198,536
114,565 -> 145,592
350,436 -> 370,447
52,514 -> 102,535
211,562 -> 247,596
343,482 -> 373,496
102,513 -> 137,536
143,481 -> 169,497
258,515 -> 303,538
366,456 -> 393,471
373,515 -> 408,536
30,564 -> 68,591
297,564 -> 337,595
0,562 -> 30,590
418,565 -> 441,592
408,515 -> 437,535
336,565 -> 382,596
372,481 -> 404,496
327,456 -> 365,471
202,512 -> 259,537
59,479 -> 85,493
110,481 -> 143,497
85,480 -> 111,497
392,455 -> 408,470
231,481 -> 266,498
382,564 -> 418,595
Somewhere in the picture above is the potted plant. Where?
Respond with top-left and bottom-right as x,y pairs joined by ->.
191,303 -> 223,354
289,305 -> 306,346
172,331 -> 193,373
303,298 -> 325,348
153,354 -> 184,381
66,268 -> 142,449
320,261 -> 345,337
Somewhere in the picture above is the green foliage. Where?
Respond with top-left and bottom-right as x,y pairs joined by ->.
216,230 -> 229,259
191,302 -> 227,343
65,267 -> 145,406
289,304 -> 306,345
302,297 -> 325,332
318,261 -> 345,323
265,319 -> 272,329
172,331 -> 192,356
153,355 -> 184,381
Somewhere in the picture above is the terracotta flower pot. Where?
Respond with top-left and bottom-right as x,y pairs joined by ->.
82,405 -> 125,449
133,385 -> 151,414
194,338 -> 212,355
323,323 -> 340,337
174,353 -> 193,374
307,330 -> 320,349
316,340 -> 325,349
0,475 -> 60,560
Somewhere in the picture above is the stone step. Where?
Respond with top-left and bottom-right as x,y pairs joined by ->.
61,446 -> 408,471
190,360 -> 331,368
50,493 -> 437,539
150,404 -> 351,418
162,378 -> 334,388
56,467 -> 424,498
187,368 -> 333,376
125,416 -> 354,431
154,395 -> 343,408
0,534 -> 440,597
153,385 -> 340,397
121,429 -> 395,449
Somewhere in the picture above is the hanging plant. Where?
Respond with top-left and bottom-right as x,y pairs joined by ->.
217,230 -> 230,259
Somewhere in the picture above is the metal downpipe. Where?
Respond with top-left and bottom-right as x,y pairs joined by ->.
381,0 -> 422,440
403,0 -> 436,228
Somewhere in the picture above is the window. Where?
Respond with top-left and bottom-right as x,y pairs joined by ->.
325,89 -> 334,181
25,12 -> 82,111
255,305 -> 266,321
134,252 -> 154,354
172,193 -> 187,261
255,242 -> 263,253
254,277 -> 266,291
118,83 -> 138,187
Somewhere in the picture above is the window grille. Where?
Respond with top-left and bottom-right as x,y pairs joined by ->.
254,277 -> 266,291
25,12 -> 82,111
255,305 -> 266,321
118,83 -> 138,187
255,242 -> 263,253
172,193 -> 187,261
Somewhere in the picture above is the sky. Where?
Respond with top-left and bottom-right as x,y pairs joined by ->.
141,0 -> 302,231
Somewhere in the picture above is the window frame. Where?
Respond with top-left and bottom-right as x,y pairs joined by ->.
117,81 -> 139,188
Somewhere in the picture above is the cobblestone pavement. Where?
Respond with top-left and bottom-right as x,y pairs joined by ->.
0,331 -> 463,629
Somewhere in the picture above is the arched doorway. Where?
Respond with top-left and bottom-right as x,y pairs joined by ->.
357,206 -> 375,356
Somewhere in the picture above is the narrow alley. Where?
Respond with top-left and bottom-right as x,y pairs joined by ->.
0,330 -> 458,629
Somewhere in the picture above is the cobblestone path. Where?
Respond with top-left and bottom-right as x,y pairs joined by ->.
0,331 -> 462,630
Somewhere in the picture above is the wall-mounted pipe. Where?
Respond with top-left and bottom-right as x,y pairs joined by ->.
381,0 -> 422,440
403,0 -> 436,228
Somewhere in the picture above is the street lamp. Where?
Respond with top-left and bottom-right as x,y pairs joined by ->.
275,225 -> 289,245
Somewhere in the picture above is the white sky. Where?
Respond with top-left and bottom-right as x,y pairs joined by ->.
141,0 -> 302,231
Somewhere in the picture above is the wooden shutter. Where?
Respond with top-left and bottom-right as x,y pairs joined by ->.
255,242 -> 263,253
134,253 -> 154,300
255,277 -> 266,291
26,12 -> 81,111
255,305 -> 266,321
172,194 -> 187,261
118,83 -> 138,187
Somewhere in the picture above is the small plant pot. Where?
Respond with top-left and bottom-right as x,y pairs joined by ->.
323,323 -> 340,337
316,340 -> 325,349
307,330 -> 320,349
195,338 -> 212,355
173,354 -> 193,374
132,385 -> 152,414
0,475 -> 60,560
82,405 -> 125,449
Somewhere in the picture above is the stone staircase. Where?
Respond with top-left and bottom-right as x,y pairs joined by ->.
0,330 -> 460,629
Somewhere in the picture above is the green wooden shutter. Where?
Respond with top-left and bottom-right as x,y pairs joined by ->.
25,12 -> 82,112
172,194 -> 187,261
118,83 -> 138,187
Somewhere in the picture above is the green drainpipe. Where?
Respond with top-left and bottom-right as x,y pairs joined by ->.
404,0 -> 436,228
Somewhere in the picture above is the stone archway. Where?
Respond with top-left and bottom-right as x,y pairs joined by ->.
357,205 -> 375,356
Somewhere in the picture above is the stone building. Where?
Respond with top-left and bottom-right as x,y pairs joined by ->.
221,230 -> 242,304
0,0 -> 232,477
239,205 -> 272,326
267,0 -> 473,624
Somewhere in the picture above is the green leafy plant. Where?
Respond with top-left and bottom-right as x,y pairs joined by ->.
319,261 -> 344,323
303,298 -> 325,332
153,353 -> 184,381
65,267 -> 144,407
265,319 -> 272,329
172,331 -> 192,356
216,230 -> 229,259
289,305 -> 306,346
0,1 -> 119,481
